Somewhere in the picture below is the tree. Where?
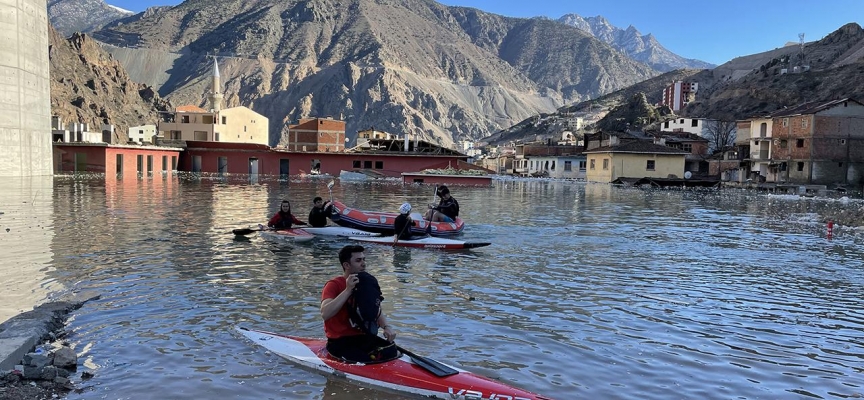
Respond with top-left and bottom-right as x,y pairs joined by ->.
704,120 -> 737,154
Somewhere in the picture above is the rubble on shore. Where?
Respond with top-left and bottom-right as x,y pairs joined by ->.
0,297 -> 99,400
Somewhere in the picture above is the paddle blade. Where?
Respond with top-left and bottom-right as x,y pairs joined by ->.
396,345 -> 458,377
463,242 -> 491,249
327,180 -> 335,189
232,228 -> 257,236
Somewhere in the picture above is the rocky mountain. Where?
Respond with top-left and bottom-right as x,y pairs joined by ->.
49,25 -> 172,143
487,23 -> 864,146
558,14 -> 716,72
558,14 -> 715,72
684,23 -> 864,120
48,0 -> 133,37
79,0 -> 658,147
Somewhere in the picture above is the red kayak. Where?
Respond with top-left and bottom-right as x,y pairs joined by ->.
349,235 -> 491,249
330,200 -> 464,237
236,327 -> 551,399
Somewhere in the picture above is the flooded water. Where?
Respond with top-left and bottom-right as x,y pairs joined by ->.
1,175 -> 862,399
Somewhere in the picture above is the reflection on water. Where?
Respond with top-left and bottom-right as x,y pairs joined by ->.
0,176 -> 56,324
3,175 -> 863,399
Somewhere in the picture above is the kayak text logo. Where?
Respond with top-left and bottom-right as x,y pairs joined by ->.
448,388 -> 532,400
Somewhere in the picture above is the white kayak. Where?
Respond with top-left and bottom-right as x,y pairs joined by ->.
349,235 -> 491,249
259,228 -> 315,243
236,327 -> 551,399
301,226 -> 381,237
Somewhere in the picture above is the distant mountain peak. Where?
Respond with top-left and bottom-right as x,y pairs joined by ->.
557,13 -> 715,71
48,0 -> 134,37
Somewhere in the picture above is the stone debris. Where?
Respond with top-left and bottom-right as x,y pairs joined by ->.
0,296 -> 99,399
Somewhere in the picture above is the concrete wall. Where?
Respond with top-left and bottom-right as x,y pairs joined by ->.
0,0 -> 52,176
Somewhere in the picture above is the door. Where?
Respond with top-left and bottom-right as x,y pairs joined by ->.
280,159 -> 289,179
192,156 -> 202,173
249,158 -> 259,175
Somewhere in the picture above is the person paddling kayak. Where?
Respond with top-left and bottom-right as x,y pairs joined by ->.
268,200 -> 307,229
394,203 -> 417,241
320,245 -> 398,362
308,196 -> 333,227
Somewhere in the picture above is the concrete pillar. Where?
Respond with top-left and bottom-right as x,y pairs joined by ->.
0,0 -> 52,177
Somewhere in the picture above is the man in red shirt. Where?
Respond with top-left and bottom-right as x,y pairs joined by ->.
320,245 -> 397,362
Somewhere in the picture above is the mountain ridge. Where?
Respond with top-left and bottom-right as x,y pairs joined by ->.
558,13 -> 715,72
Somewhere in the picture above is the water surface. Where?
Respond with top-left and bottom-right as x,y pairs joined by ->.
1,175 -> 862,399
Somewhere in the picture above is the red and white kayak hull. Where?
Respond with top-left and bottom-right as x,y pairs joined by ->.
349,235 -> 490,249
236,327 -> 550,400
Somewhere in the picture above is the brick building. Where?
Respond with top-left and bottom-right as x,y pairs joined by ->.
284,117 -> 347,152
768,98 -> 864,185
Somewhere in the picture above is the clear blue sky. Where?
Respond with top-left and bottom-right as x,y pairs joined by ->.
107,0 -> 862,65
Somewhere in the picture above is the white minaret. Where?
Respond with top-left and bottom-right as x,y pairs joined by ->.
208,58 -> 223,112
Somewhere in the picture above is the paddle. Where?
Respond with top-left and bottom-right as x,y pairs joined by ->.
232,227 -> 264,236
232,225 -> 292,236
395,344 -> 458,377
424,185 -> 438,234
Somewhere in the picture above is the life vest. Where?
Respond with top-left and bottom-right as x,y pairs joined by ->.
347,271 -> 383,336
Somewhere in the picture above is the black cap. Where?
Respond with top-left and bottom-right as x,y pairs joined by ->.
437,186 -> 450,196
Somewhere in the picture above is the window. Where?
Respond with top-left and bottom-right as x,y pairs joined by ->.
797,162 -> 804,172
646,160 -> 656,170
780,140 -> 788,148
353,160 -> 361,168
590,159 -> 595,170
564,161 -> 572,171
375,161 -> 383,169
363,160 -> 372,169
691,119 -> 698,127
796,139 -> 804,148
683,144 -> 692,152
137,155 -> 143,173
181,115 -> 190,123
194,131 -> 207,140
579,161 -> 586,171
147,155 -> 153,174
602,159 -> 609,170
169,130 -> 181,140
780,162 -> 787,171
782,118 -> 788,127
664,121 -> 669,128
244,125 -> 247,132
551,161 -> 555,171
171,156 -> 177,171
221,116 -> 227,124
202,115 -> 214,124
801,119 -> 808,128
116,154 -> 123,174
162,156 -> 167,171
679,119 -> 684,124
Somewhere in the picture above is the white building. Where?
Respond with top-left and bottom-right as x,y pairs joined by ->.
129,124 -> 157,144
660,117 -> 714,137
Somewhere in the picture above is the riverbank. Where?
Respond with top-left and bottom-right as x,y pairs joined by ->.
0,296 -> 98,400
